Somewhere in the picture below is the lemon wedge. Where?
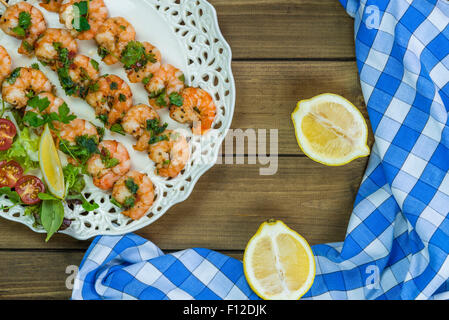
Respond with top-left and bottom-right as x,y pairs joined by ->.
39,124 -> 65,199
292,93 -> 370,166
243,220 -> 315,300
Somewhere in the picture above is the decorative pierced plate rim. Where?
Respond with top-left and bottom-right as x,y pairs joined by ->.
0,0 -> 235,240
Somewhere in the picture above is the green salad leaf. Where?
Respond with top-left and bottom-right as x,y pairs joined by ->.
0,126 -> 40,171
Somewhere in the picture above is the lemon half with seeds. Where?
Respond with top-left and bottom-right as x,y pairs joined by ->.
243,220 -> 316,300
39,124 -> 65,199
292,93 -> 370,166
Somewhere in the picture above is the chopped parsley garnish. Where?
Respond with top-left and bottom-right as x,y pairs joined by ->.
110,123 -> 126,136
90,59 -> 99,71
31,63 -> 40,70
142,76 -> 151,85
98,47 -> 110,59
146,119 -> 168,135
125,178 -> 139,194
169,92 -> 184,107
123,196 -> 136,209
120,41 -> 156,71
72,1 -> 91,32
59,135 -> 99,164
12,11 -> 31,37
23,97 -> 76,129
118,93 -> 126,102
110,82 -> 118,90
149,134 -> 169,145
97,114 -> 108,125
100,149 -> 120,169
6,68 -> 21,85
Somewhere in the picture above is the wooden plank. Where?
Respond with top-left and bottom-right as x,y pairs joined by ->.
229,61 -> 372,155
0,156 -> 367,250
0,250 -> 243,299
211,0 -> 356,59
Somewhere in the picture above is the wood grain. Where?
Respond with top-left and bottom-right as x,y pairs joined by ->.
0,250 -> 244,299
211,0 -> 355,59
0,156 -> 367,250
229,61 -> 372,155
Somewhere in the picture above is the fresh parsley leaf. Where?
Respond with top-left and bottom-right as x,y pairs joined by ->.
66,194 -> 99,212
28,95 -> 50,112
72,1 -> 91,32
120,41 -> 156,70
31,63 -> 40,70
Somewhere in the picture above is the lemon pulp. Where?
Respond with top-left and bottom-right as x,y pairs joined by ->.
292,93 -> 370,166
39,124 -> 65,199
243,220 -> 315,300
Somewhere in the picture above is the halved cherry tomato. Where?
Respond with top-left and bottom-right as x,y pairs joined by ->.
0,119 -> 17,151
0,161 -> 23,188
15,175 -> 45,205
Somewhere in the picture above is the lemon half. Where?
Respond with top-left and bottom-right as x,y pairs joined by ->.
39,124 -> 65,199
243,220 -> 316,300
292,93 -> 370,166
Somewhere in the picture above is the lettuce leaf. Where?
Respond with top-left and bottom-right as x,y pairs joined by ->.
0,126 -> 40,171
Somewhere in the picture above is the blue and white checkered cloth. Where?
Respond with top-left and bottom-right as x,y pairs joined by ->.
72,0 -> 449,300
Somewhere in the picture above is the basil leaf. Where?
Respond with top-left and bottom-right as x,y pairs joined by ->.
0,187 -> 22,204
38,193 -> 60,201
40,200 -> 65,242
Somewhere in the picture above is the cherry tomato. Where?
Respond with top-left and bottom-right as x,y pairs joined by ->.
15,175 -> 45,205
0,119 -> 17,151
0,161 -> 23,188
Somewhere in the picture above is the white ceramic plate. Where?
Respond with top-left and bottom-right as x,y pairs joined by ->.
0,0 -> 235,240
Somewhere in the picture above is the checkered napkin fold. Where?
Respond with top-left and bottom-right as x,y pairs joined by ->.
72,0 -> 449,300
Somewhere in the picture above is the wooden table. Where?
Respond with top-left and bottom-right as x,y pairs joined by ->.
0,0 -> 371,299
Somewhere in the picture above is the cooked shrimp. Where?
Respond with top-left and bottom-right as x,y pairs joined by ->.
146,64 -> 185,109
170,87 -> 216,135
64,54 -> 100,98
123,41 -> 161,84
35,28 -> 78,70
148,130 -> 190,178
0,46 -> 12,85
59,0 -> 108,40
112,171 -> 154,220
85,74 -> 133,126
39,0 -> 63,12
58,118 -> 101,164
95,17 -> 135,65
2,67 -> 53,108
122,104 -> 161,151
25,92 -> 65,126
59,118 -> 99,143
87,140 -> 131,190
0,2 -> 47,55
